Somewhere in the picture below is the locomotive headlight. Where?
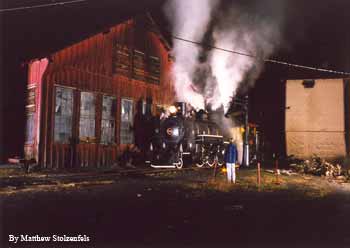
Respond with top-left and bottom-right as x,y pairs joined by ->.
168,105 -> 177,115
172,128 -> 179,136
155,128 -> 159,133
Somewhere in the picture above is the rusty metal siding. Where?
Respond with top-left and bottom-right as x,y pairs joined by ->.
35,17 -> 174,169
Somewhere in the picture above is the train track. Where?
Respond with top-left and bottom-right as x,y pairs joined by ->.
1,166 -> 219,190
46,166 -> 217,183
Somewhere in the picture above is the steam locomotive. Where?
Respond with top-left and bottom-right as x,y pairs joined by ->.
146,102 -> 228,169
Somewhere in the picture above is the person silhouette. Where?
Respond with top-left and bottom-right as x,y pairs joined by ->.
224,138 -> 238,183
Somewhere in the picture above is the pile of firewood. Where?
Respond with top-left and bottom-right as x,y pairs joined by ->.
289,156 -> 343,178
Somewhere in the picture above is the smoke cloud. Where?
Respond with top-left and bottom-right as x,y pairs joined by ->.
164,0 -> 285,113
164,0 -> 219,110
208,4 -> 283,112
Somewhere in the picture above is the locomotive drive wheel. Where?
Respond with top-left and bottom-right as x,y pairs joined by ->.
207,157 -> 216,167
195,160 -> 205,168
175,158 -> 183,169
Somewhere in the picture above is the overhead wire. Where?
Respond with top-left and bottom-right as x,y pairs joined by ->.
172,35 -> 350,76
0,0 -> 87,13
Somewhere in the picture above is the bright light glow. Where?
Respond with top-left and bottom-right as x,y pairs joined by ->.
169,106 -> 177,114
172,128 -> 179,136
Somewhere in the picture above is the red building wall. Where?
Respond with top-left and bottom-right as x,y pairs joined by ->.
26,16 -> 175,169
25,58 -> 49,162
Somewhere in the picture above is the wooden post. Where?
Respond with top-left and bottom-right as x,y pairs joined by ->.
257,162 -> 261,190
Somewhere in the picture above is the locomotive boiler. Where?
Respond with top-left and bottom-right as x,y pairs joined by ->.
146,103 -> 227,169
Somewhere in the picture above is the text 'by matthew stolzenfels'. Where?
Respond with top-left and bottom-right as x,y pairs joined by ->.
9,234 -> 90,244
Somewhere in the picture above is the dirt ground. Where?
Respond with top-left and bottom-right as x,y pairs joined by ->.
1,168 -> 350,248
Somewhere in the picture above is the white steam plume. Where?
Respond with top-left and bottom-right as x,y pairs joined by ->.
164,0 -> 219,110
208,6 -> 282,112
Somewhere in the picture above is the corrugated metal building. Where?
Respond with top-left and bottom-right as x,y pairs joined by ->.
24,14 -> 175,169
285,78 -> 350,159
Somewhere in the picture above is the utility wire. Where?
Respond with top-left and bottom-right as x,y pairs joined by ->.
172,35 -> 350,76
0,0 -> 87,13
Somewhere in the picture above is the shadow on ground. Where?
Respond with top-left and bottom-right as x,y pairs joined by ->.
1,170 -> 350,248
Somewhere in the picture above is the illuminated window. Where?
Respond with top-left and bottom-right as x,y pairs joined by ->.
120,98 -> 134,144
54,87 -> 74,143
101,95 -> 117,144
79,92 -> 96,142
142,101 -> 147,115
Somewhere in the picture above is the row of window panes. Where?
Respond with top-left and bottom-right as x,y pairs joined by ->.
114,45 -> 161,84
53,87 -> 134,145
25,87 -> 37,144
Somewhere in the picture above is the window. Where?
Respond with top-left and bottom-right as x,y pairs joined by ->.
113,44 -> 131,76
54,87 -> 74,143
133,49 -> 146,81
302,80 -> 315,88
79,92 -> 96,142
120,99 -> 134,144
25,113 -> 35,144
101,95 -> 117,144
142,101 -> 147,115
26,87 -> 36,112
25,87 -> 36,144
141,100 -> 153,115
113,42 -> 161,84
148,55 -> 160,84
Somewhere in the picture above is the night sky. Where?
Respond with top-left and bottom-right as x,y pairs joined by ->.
1,0 -> 350,161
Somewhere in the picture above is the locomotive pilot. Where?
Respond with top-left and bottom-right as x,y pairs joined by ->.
224,138 -> 238,183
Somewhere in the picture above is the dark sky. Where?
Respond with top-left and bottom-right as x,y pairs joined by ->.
2,0 -> 350,74
1,0 -> 350,160
1,0 -> 350,65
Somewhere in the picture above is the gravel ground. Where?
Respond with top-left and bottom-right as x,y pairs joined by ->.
1,168 -> 350,248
